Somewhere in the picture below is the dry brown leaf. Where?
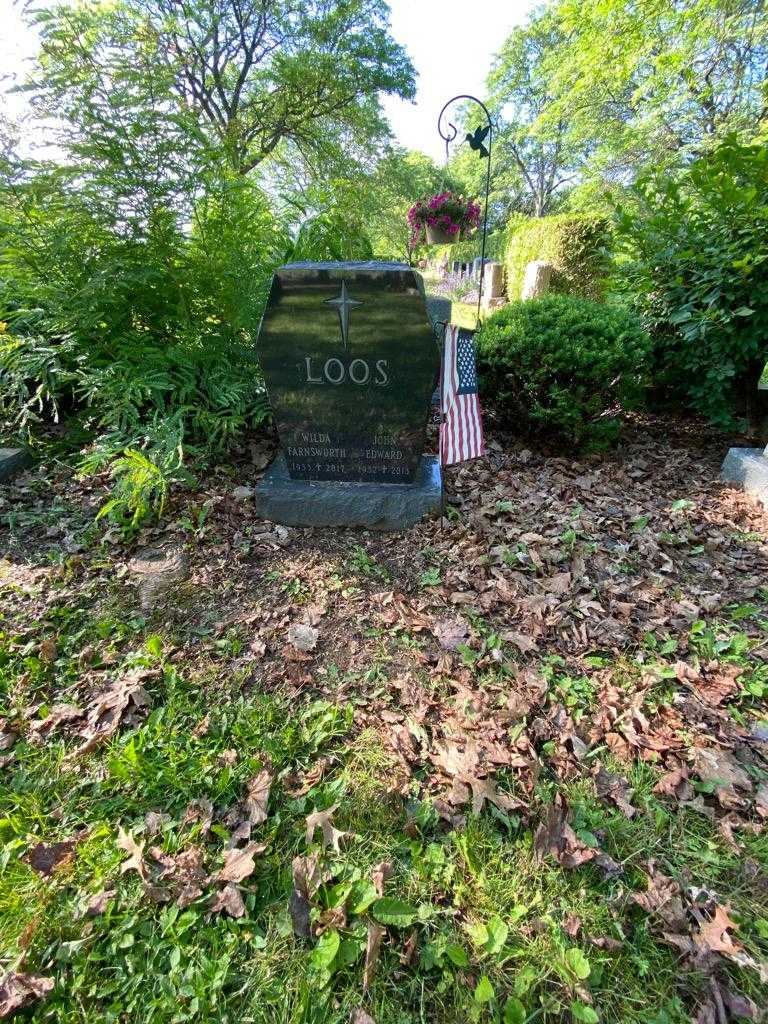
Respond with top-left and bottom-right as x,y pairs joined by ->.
305,804 -> 347,853
289,854 -> 322,941
82,888 -> 116,918
117,826 -> 149,881
27,839 -> 76,877
433,617 -> 470,651
501,630 -> 538,654
631,866 -> 688,932
468,776 -> 520,816
148,846 -> 208,908
691,746 -> 753,806
209,884 -> 246,918
371,861 -> 393,897
364,922 -> 386,992
215,842 -> 265,883
653,764 -> 693,802
431,739 -> 479,779
70,669 -> 156,758
594,765 -> 636,818
533,794 -> 620,876
694,903 -> 742,958
244,769 -> 272,825
0,972 -> 54,1018
182,798 -> 214,835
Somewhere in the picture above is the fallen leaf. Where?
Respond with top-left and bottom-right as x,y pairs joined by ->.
289,854 -> 322,941
363,922 -> 386,991
27,839 -> 76,877
117,826 -> 149,881
371,861 -> 393,897
244,769 -> 272,825
0,972 -> 54,1018
467,776 -> 520,816
149,846 -> 208,908
694,903 -> 742,959
433,617 -> 470,651
182,798 -> 214,834
209,884 -> 246,918
71,669 -> 156,758
533,794 -> 620,876
594,765 -> 636,818
305,805 -> 347,853
82,888 -> 116,918
631,865 -> 688,932
691,747 -> 753,806
288,623 -> 318,652
215,842 -> 265,884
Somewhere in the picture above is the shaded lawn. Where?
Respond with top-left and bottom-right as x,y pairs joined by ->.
1,414 -> 768,1023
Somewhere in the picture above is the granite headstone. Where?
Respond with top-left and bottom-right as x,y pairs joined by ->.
255,261 -> 442,529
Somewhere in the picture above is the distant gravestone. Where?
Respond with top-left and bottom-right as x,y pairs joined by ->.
521,260 -> 553,300
720,361 -> 768,509
255,261 -> 442,529
0,448 -> 31,482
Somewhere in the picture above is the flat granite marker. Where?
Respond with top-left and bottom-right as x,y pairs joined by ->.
255,261 -> 442,529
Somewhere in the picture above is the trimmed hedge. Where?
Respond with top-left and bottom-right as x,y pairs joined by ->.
475,295 -> 650,449
432,229 -> 506,266
504,215 -> 610,301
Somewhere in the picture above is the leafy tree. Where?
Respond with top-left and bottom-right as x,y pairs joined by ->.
29,0 -> 416,177
542,0 -> 768,184
486,8 -> 586,217
616,134 -> 768,428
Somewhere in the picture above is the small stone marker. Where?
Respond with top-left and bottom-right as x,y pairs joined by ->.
521,260 -> 554,300
255,261 -> 442,529
481,261 -> 505,312
720,365 -> 768,509
721,444 -> 768,509
0,448 -> 31,482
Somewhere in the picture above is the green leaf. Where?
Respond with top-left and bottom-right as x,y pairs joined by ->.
571,1002 -> 599,1023
485,915 -> 509,954
504,997 -> 526,1024
145,634 -> 163,659
348,879 -> 377,915
309,928 -> 340,971
474,975 -> 495,1004
733,306 -> 755,316
445,943 -> 470,967
371,898 -> 419,927
564,947 -> 591,980
465,921 -> 490,948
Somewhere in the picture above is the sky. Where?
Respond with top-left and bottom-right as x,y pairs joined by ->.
0,0 -> 534,161
381,0 -> 533,161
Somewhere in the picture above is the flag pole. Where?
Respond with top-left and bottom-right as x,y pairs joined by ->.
437,95 -> 493,329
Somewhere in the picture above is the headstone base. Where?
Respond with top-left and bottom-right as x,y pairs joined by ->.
255,454 -> 443,530
0,448 -> 31,482
720,447 -> 768,509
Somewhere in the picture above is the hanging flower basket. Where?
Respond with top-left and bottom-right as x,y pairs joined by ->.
408,192 -> 481,248
425,223 -> 463,245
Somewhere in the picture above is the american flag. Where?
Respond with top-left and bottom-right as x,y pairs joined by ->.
440,324 -> 486,465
